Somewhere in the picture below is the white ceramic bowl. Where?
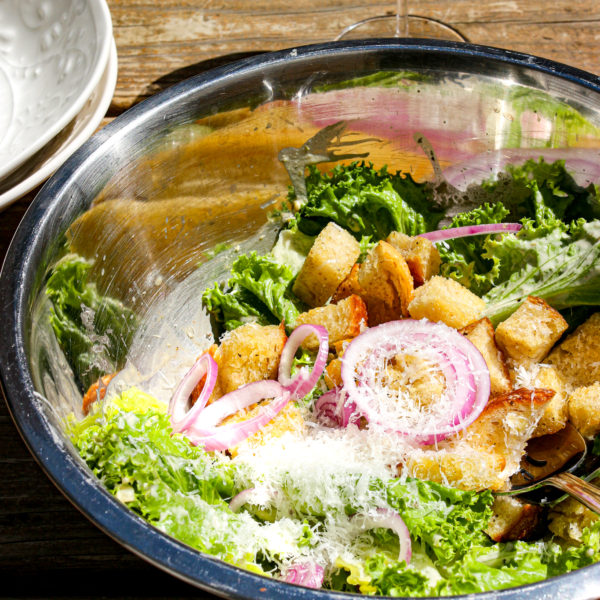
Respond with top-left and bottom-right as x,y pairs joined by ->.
0,0 -> 112,181
0,37 -> 118,209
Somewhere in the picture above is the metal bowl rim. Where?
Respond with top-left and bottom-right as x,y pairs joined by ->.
2,38 -> 600,600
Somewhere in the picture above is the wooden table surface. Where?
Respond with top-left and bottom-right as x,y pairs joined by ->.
2,1 -> 600,598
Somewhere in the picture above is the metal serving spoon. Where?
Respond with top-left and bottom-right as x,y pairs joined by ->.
500,423 -> 600,514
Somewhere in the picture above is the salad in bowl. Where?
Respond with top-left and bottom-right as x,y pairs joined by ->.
28,61 -> 600,597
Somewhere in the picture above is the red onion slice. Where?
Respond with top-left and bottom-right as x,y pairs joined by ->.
229,486 -> 274,513
184,380 -> 291,452
284,561 -> 325,589
168,353 -> 218,433
353,508 -> 411,565
418,223 -> 521,243
340,319 -> 490,444
360,335 -> 475,438
278,324 -> 329,399
191,379 -> 284,429
313,387 -> 360,428
229,488 -> 256,513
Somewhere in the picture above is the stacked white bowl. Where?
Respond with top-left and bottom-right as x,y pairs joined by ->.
0,0 -> 116,209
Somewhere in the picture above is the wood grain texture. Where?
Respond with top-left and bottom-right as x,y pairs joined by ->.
105,0 -> 600,110
2,1 -> 600,598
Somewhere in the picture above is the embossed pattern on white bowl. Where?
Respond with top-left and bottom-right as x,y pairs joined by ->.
0,0 -> 112,181
0,38 -> 118,210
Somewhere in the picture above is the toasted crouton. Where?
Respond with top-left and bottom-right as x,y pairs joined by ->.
295,294 -> 367,350
568,381 -> 600,439
358,241 -> 414,325
485,496 -> 543,542
324,358 -> 342,389
548,477 -> 600,543
547,312 -> 600,386
406,449 -> 505,492
508,363 -> 568,437
531,366 -> 568,437
227,402 -> 305,458
292,222 -> 360,307
407,275 -> 485,330
405,388 -> 555,491
460,318 -> 511,396
386,231 -> 441,286
495,297 -> 568,363
331,263 -> 362,303
462,387 -> 554,465
216,323 -> 287,395
333,338 -> 351,356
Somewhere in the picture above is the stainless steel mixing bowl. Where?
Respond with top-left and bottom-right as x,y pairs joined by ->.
2,39 -> 600,599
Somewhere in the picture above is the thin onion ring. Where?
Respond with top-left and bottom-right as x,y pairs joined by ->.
168,353 -> 218,433
278,324 -> 329,399
284,561 -> 325,589
341,319 -> 490,444
185,380 -> 291,452
313,387 -> 360,428
419,222 -> 521,243
353,508 -> 412,565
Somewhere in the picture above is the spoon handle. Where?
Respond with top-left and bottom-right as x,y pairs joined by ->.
548,472 -> 600,515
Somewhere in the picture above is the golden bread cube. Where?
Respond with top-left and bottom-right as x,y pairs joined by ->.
407,275 -> 485,330
485,496 -> 542,542
292,222 -> 360,307
460,318 -> 511,396
386,231 -> 441,286
358,241 -> 414,325
406,388 -> 555,491
227,402 -> 305,458
568,381 -> 600,439
495,296 -> 568,363
295,294 -> 367,350
331,263 -> 362,303
216,323 -> 286,395
547,312 -> 600,386
406,448 -> 505,492
462,387 -> 554,458
548,477 -> 600,543
531,366 -> 568,437
324,358 -> 342,389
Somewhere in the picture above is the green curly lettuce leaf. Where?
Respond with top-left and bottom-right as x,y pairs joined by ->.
479,158 -> 600,228
331,478 -> 553,596
387,478 -> 494,565
545,521 -> 600,576
202,252 -> 303,331
437,159 -> 600,321
46,254 -> 138,391
438,202 -> 510,295
434,541 -> 547,595
71,389 -> 269,573
483,219 -> 600,323
292,162 -> 443,240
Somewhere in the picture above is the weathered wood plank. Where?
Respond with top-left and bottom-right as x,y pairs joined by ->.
105,0 -> 600,110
